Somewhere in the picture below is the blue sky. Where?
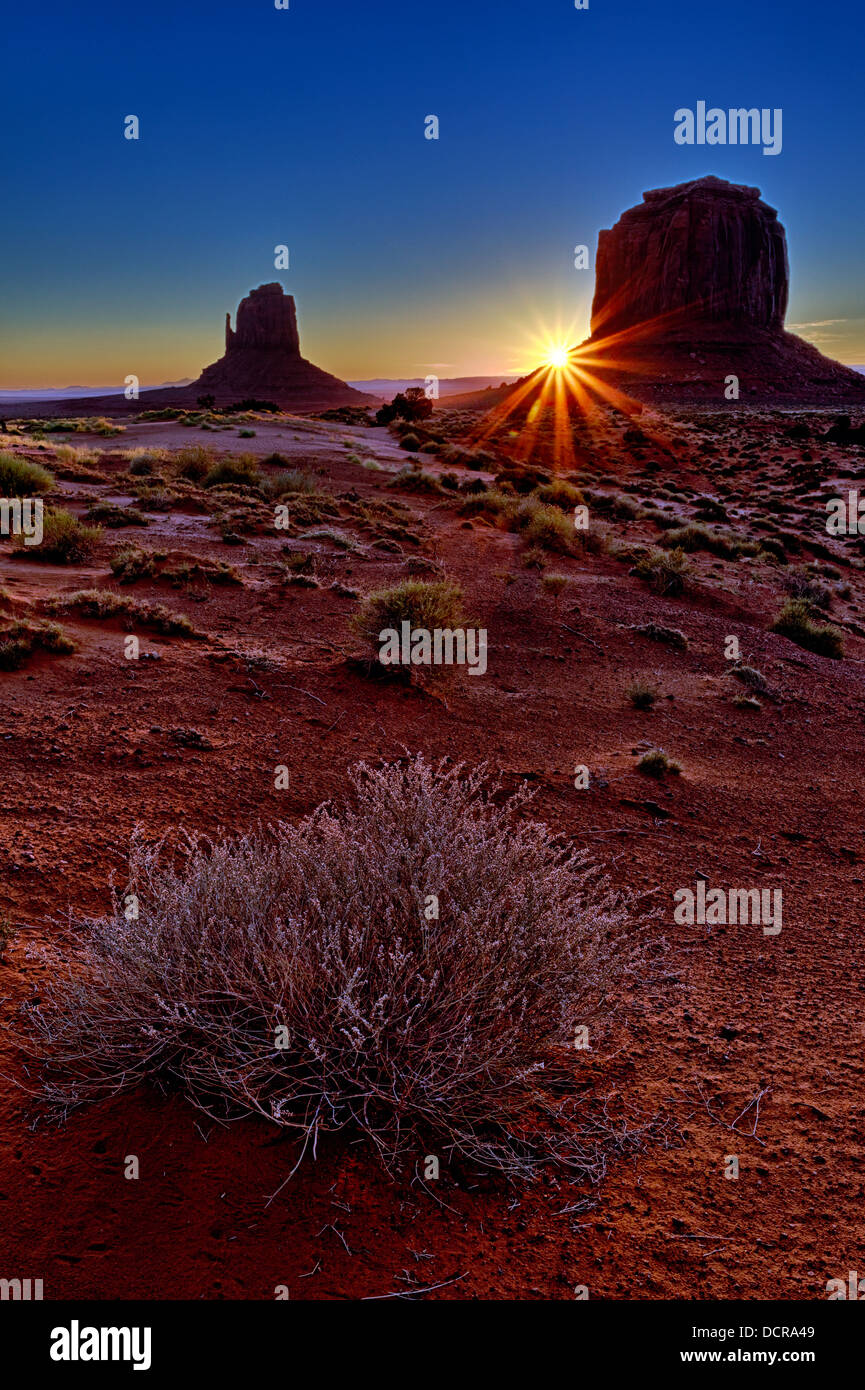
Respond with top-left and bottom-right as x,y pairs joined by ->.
2,0 -> 863,385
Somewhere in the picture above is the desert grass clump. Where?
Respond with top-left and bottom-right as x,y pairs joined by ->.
627,676 -> 659,710
0,452 -> 54,496
110,544 -> 160,583
13,508 -> 101,564
633,546 -> 689,596
30,756 -> 634,1177
770,598 -> 844,659
84,501 -> 148,528
637,748 -> 680,778
730,663 -> 768,694
48,589 -> 198,637
389,466 -> 443,495
540,572 -> 571,597
353,578 -> 465,654
632,622 -> 688,651
517,499 -> 575,554
260,468 -> 317,499
0,619 -> 75,671
534,478 -> 583,510
784,569 -> 833,610
203,455 -> 261,490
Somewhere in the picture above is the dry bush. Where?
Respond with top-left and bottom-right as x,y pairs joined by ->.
13,508 -> 101,563
770,598 -> 844,659
633,546 -> 689,596
353,578 -> 465,654
29,756 -> 639,1179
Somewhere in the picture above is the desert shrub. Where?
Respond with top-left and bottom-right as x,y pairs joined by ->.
375,388 -> 433,426
540,572 -> 570,597
160,557 -> 242,587
39,416 -> 122,436
173,445 -> 215,481
48,589 -> 197,636
203,455 -> 261,489
110,544 -> 157,583
517,499 -> 574,554
627,676 -> 659,710
0,452 -> 54,495
459,488 -> 518,524
534,479 -> 583,510
0,619 -> 75,670
730,663 -> 768,693
399,432 -> 420,452
633,547 -> 689,596
84,502 -> 148,528
260,468 -> 317,499
660,523 -> 759,560
128,452 -> 160,476
388,466 -> 442,494
784,569 -> 833,610
13,508 -> 101,563
637,748 -> 680,778
632,623 -> 688,651
770,599 -> 844,659
353,578 -> 464,653
30,756 -> 633,1177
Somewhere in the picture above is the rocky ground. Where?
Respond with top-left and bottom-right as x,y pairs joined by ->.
0,402 -> 862,1300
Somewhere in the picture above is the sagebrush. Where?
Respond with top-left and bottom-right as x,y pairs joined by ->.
30,756 -> 638,1178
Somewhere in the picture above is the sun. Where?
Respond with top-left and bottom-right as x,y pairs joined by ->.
546,344 -> 570,369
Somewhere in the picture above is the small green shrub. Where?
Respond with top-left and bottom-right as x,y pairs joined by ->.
353,578 -> 464,653
637,748 -> 680,778
203,456 -> 261,489
14,508 -> 101,563
633,547 -> 689,596
0,452 -> 54,495
770,599 -> 844,659
627,677 -> 659,710
517,499 -> 574,554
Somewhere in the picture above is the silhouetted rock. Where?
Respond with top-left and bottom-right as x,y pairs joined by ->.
193,283 -> 369,410
591,176 -> 788,337
580,176 -> 865,405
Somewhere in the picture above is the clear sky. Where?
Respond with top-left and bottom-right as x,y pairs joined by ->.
2,0 -> 863,387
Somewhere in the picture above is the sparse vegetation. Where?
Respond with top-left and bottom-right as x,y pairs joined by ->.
633,547 -> 689,596
627,676 -> 660,710
46,589 -> 199,636
637,748 -> 681,778
0,452 -> 54,496
730,663 -> 768,694
0,619 -> 75,671
540,572 -> 571,597
14,508 -> 101,564
203,455 -> 261,490
353,578 -> 465,654
770,598 -> 844,658
632,623 -> 688,651
31,756 -> 635,1177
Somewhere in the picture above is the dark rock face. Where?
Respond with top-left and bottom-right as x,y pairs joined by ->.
193,282 -> 370,410
591,176 -> 789,338
224,282 -> 301,355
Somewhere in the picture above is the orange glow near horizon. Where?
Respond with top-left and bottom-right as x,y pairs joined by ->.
467,312 -> 684,471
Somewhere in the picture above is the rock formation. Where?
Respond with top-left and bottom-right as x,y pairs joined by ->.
581,175 -> 865,405
192,282 -> 369,410
590,176 -> 788,338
